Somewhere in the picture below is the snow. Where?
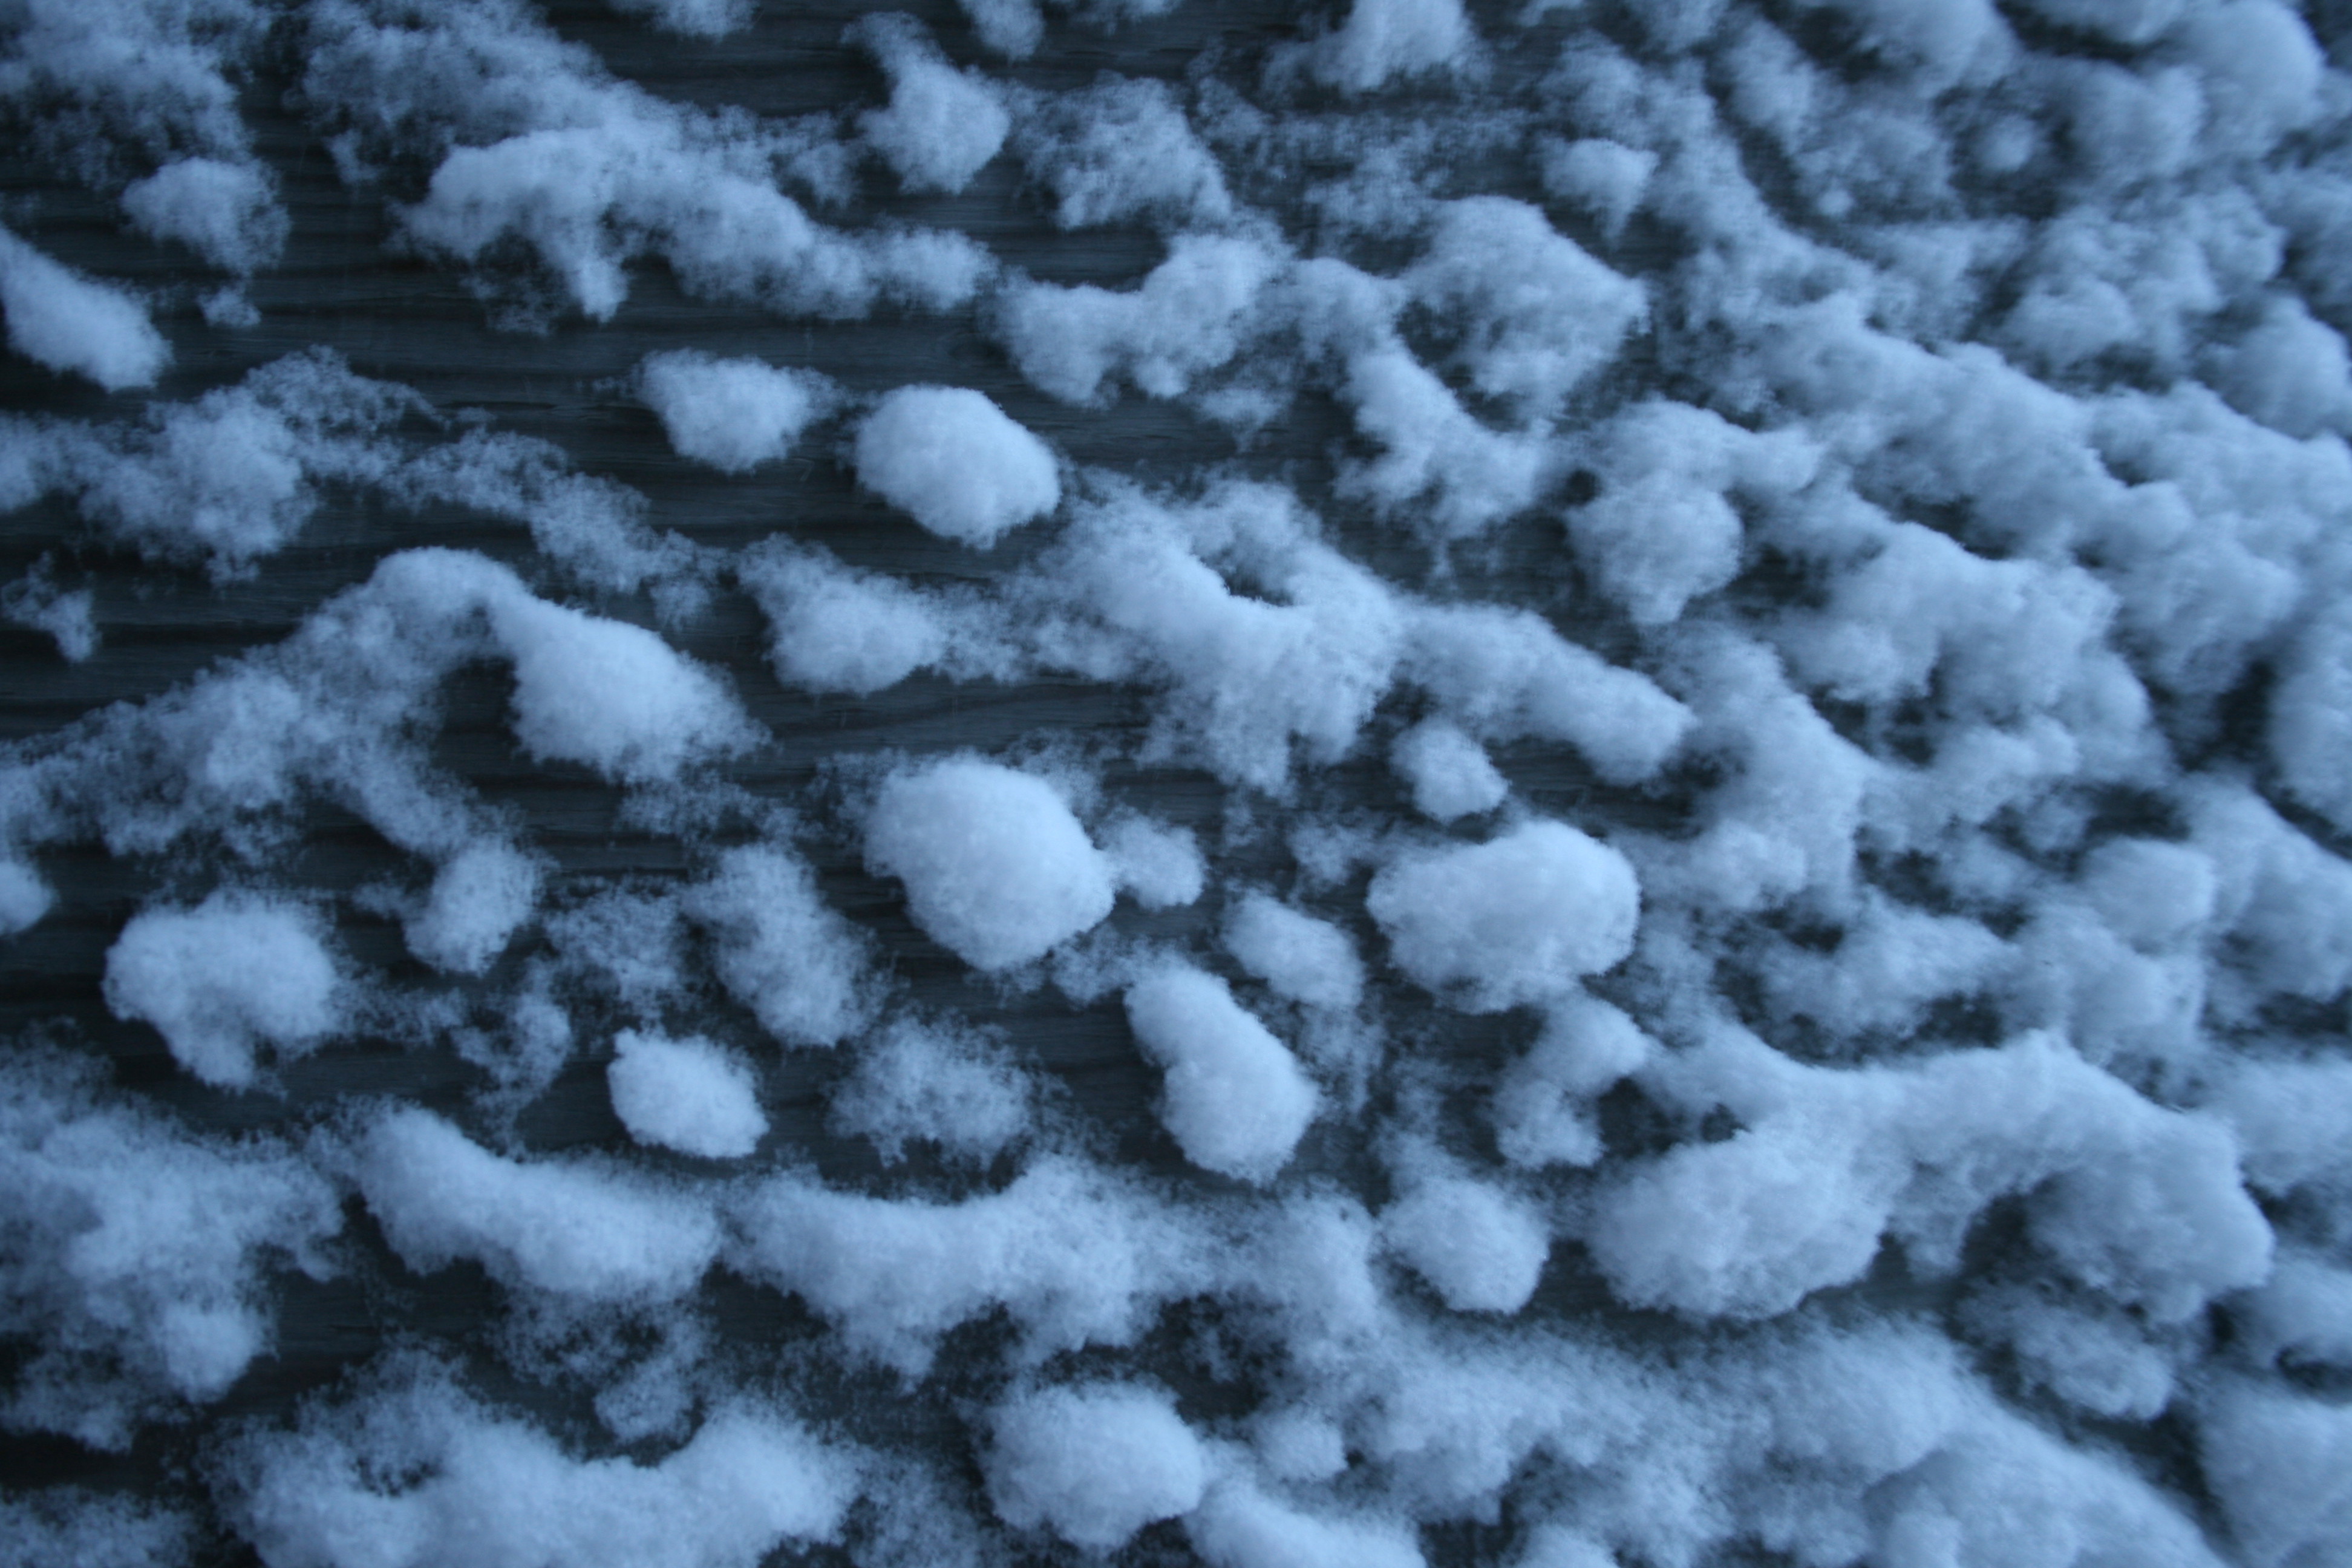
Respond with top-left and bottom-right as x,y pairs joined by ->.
606,1030 -> 767,1159
853,386 -> 1060,547
683,844 -> 871,1047
863,757 -> 1114,970
854,13 -> 1010,195
488,594 -> 754,782
1299,0 -> 1476,93
984,1383 -> 1207,1549
103,892 -> 341,1088
2,562 -> 98,662
1224,892 -> 1364,1010
1013,76 -> 1231,230
1382,1173 -> 1550,1313
1406,197 -> 1644,421
121,159 -> 286,273
230,1365 -> 858,1568
1367,822 -> 1641,1010
828,1016 -> 1031,1164
1189,1481 -> 1425,1568
998,234 -> 1280,405
0,224 -> 168,390
353,1108 -> 721,1303
405,841 -> 540,975
0,1051 -> 338,1448
636,351 -> 829,474
10,0 -> 2352,1559
1102,814 -> 1206,909
1124,962 -> 1319,1182
1388,718 -> 1506,822
731,1157 -> 1190,1374
738,541 -> 959,696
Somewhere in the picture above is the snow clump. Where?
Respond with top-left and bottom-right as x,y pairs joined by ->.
863,757 -> 1114,969
1367,821 -> 1641,1010
854,386 -> 1060,547
607,1029 -> 768,1158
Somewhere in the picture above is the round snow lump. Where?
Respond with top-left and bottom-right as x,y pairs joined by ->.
1124,963 -> 1319,1183
863,757 -> 1115,970
1367,820 -> 1639,1010
607,1029 -> 768,1159
985,1383 -> 1207,1550
103,891 -> 339,1088
853,385 -> 1060,547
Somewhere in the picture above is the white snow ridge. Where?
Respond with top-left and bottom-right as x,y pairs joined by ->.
4,0 -> 2352,1565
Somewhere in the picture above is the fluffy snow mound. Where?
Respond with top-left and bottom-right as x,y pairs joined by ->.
863,757 -> 1114,970
607,1030 -> 768,1158
104,893 -> 340,1088
1367,822 -> 1641,1010
637,351 -> 828,473
985,1383 -> 1207,1549
854,386 -> 1060,547
1125,962 -> 1319,1181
